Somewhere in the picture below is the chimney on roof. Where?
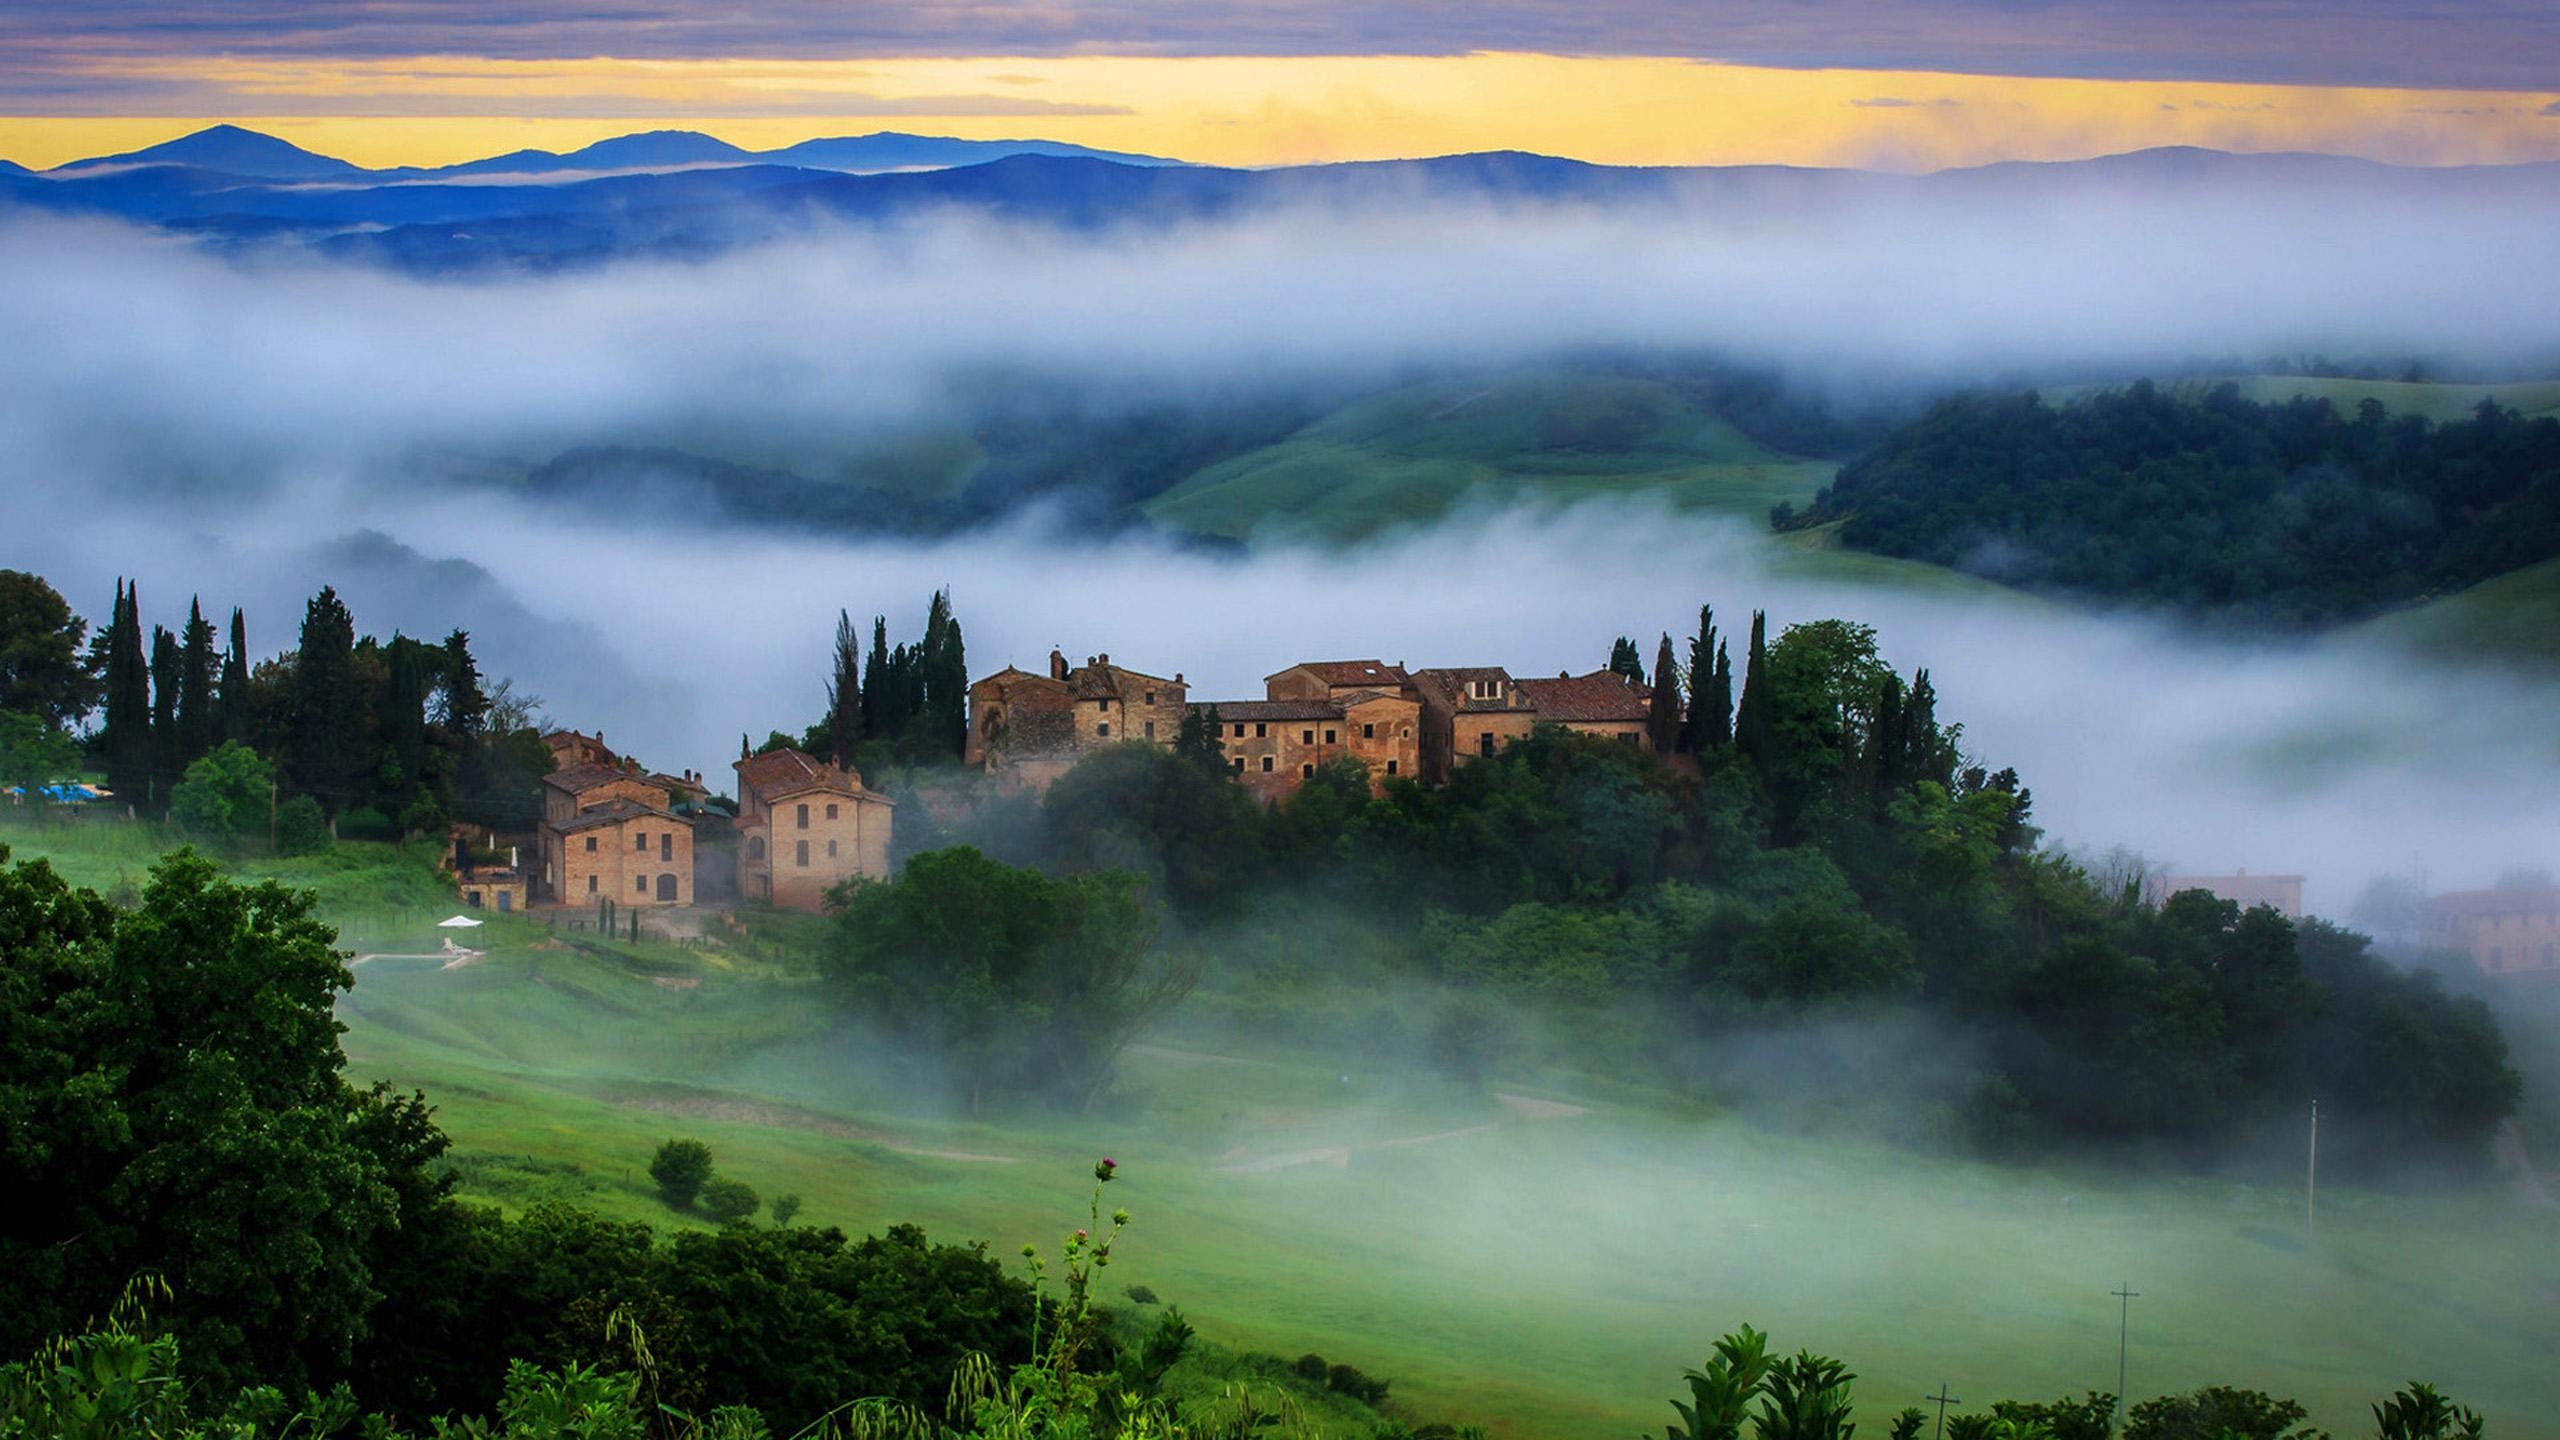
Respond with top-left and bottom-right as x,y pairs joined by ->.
1050,648 -> 1068,680
1174,672 -> 1184,684
1099,653 -> 1110,666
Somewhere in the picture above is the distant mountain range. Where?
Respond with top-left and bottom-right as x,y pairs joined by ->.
5,124 -> 2557,273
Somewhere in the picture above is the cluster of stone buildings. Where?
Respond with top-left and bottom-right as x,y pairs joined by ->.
450,727 -> 895,918
2423,885 -> 2560,978
966,650 -> 1655,801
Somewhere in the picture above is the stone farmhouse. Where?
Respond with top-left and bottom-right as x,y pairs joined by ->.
2424,885 -> 2560,979
966,651 -> 1659,800
732,745 -> 895,913
536,764 -> 694,907
966,651 -> 1191,792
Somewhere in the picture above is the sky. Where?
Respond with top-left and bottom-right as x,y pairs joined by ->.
2,2 -> 2559,170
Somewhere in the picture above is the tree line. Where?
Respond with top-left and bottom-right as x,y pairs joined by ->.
758,588 -> 968,775
0,570 -> 551,844
1784,382 -> 2560,624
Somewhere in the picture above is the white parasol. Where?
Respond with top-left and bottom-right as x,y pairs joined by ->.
435,914 -> 487,928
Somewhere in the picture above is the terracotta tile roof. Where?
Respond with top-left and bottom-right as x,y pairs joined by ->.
2425,888 -> 2560,919
734,747 -> 859,801
1411,666 -> 1530,712
1515,672 -> 1653,723
1271,660 -> 1409,688
1192,699 -> 1342,723
550,798 -> 687,834
544,762 -> 648,795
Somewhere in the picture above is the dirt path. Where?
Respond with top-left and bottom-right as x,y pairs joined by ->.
1217,1091 -> 1591,1174
614,1092 -> 1018,1165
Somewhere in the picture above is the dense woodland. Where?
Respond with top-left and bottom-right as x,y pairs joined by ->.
1787,383 -> 2560,623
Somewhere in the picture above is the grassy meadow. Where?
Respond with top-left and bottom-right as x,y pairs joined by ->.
7,817 -> 2554,1438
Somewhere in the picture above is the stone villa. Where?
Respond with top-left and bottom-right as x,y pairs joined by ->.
732,745 -> 896,913
2424,885 -> 2560,978
535,763 -> 695,907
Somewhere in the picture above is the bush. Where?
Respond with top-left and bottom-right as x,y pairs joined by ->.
1293,1354 -> 1328,1382
649,1138 -> 714,1210
768,1193 -> 802,1228
273,794 -> 330,856
1327,1362 -> 1389,1405
1123,1283 -> 1160,1306
699,1178 -> 760,1225
334,806 -> 399,843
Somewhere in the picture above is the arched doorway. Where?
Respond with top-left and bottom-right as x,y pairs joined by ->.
656,873 -> 677,903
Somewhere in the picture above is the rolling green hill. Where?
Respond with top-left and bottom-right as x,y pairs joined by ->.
2351,555 -> 2560,673
1143,374 -> 1840,543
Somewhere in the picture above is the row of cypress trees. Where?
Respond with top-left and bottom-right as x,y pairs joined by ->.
815,589 -> 967,770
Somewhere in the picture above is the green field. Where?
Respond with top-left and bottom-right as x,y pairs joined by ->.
1142,375 -> 1841,545
2349,556 -> 2560,675
8,821 -> 2549,1439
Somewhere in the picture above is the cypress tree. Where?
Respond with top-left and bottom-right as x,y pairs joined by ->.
176,598 -> 216,773
149,625 -> 180,812
1682,605 -> 1723,754
1646,633 -> 1682,758
289,587 -> 362,815
863,616 -> 890,741
100,581 -> 152,810
1733,610 -> 1772,776
382,635 -> 429,811
1608,636 -> 1645,684
218,607 -> 251,746
825,609 -> 863,769
938,613 -> 967,760
1708,641 -> 1734,749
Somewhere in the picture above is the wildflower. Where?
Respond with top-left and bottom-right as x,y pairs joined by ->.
1074,1228 -> 1089,1241
1022,1244 -> 1038,1259
1112,1208 -> 1130,1226
1095,1157 -> 1118,1182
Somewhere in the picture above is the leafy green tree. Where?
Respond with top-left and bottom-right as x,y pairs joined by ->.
0,846 -> 448,1392
649,1139 -> 714,1210
698,1177 -> 761,1225
0,570 -> 96,729
168,741 -> 276,847
768,1193 -> 803,1227
2125,1386 -> 2319,1440
0,712 -> 81,810
825,846 -> 1185,1111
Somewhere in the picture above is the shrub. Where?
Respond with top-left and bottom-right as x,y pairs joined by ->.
768,1193 -> 802,1228
699,1177 -> 761,1225
1292,1354 -> 1328,1382
1123,1283 -> 1160,1306
649,1138 -> 714,1210
167,742 -> 273,846
334,806 -> 399,843
273,794 -> 330,855
1327,1362 -> 1389,1405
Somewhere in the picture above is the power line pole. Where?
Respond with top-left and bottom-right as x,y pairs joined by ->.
2307,1098 -> 2320,1242
1923,1381 -> 1960,1440
2112,1283 -> 2140,1432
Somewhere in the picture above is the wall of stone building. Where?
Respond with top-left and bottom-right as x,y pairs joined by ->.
552,816 -> 695,907
459,875 -> 528,913
1341,698 -> 1421,791
545,774 -> 670,825
2466,909 -> 2560,975
1560,720 -> 1651,747
1215,714 -> 1337,801
748,794 -> 893,913
1445,710 -> 1540,777
990,756 -> 1079,796
1265,670 -> 1327,703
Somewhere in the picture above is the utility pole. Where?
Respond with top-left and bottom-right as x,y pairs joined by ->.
2112,1283 -> 2140,1432
2307,1098 -> 2320,1242
1923,1381 -> 1960,1440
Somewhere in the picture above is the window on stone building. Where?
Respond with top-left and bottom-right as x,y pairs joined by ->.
1145,691 -> 1156,705
1301,729 -> 1315,745
1324,729 -> 1337,744
587,875 -> 598,894
585,835 -> 597,853
1255,723 -> 1267,738
1478,732 -> 1496,757
1231,758 -> 1244,774
749,836 -> 766,860
796,840 -> 810,867
1300,763 -> 1314,778
1233,723 -> 1244,738
660,834 -> 672,862
1401,725 -> 1412,737
1261,756 -> 1274,772
826,803 -> 838,819
1386,760 -> 1399,775
1098,723 -> 1111,738
796,803 -> 809,829
636,875 -> 648,895
635,832 -> 648,850
1362,723 -> 1375,739
1144,721 -> 1156,739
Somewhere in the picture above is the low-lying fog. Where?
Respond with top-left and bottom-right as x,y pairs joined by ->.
3,184 -> 2556,907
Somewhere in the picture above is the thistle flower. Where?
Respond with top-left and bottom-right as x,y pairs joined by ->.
1111,1208 -> 1130,1226
1095,1157 -> 1118,1182
1074,1228 -> 1089,1241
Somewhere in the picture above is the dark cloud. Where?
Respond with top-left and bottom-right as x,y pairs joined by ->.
1,1 -> 2557,93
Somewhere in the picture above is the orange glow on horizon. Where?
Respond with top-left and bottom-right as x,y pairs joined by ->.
2,53 -> 2556,172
